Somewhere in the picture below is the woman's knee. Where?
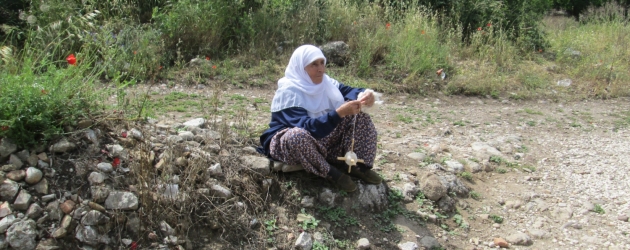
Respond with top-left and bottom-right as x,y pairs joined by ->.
283,128 -> 315,146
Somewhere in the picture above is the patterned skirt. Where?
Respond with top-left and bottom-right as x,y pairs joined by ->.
269,112 -> 377,178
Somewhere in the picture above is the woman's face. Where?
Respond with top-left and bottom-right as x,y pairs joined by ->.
304,58 -> 326,84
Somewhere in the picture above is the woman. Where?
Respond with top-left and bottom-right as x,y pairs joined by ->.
257,44 -> 381,192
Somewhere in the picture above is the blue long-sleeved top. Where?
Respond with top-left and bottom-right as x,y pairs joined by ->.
257,83 -> 364,157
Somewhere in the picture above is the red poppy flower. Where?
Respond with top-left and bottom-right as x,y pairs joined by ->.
130,242 -> 138,250
41,89 -> 48,95
487,23 -> 492,27
66,54 -> 76,65
212,65 -> 217,69
477,27 -> 482,31
421,30 -> 425,35
1,126 -> 8,131
159,66 -> 163,70
205,56 -> 210,61
133,51 -> 137,55
112,158 -> 121,167
386,23 -> 391,29
122,131 -> 128,138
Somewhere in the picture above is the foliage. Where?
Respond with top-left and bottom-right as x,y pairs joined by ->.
0,50 -> 102,146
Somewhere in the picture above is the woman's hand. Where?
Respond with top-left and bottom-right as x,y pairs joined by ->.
336,100 -> 362,118
359,91 -> 375,107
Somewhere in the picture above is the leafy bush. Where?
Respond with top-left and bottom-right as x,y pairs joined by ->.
0,54 -> 102,147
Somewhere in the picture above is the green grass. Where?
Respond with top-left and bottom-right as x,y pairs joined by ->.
490,215 -> 504,224
470,191 -> 482,200
593,204 -> 605,214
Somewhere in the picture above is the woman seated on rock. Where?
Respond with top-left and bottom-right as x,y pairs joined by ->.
257,44 -> 381,192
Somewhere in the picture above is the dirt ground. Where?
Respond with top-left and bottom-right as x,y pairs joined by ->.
130,82 -> 630,249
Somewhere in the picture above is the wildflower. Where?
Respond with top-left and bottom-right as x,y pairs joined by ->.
41,89 -> 48,95
477,27 -> 482,31
1,126 -> 8,131
130,242 -> 138,250
421,30 -> 425,35
205,56 -> 210,61
122,131 -> 128,138
159,66 -> 163,70
112,158 -> 121,167
353,21 -> 356,25
487,23 -> 492,27
386,23 -> 391,30
538,49 -> 543,53
66,54 -> 76,65
133,51 -> 137,55
212,65 -> 217,69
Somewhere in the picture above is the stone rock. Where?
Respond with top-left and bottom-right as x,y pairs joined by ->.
438,173 -> 469,197
24,167 -> 43,184
33,178 -> 49,194
129,128 -> 144,140
91,185 -> 110,203
210,184 -> 232,199
406,152 -> 426,161
357,238 -> 370,249
37,159 -> 49,169
0,179 -> 20,201
0,214 -> 16,233
437,196 -> 456,212
35,238 -> 59,250
15,150 -> 29,162
357,182 -> 388,211
178,131 -> 194,141
81,210 -> 108,226
466,160 -> 482,173
168,135 -> 184,144
0,201 -> 12,218
88,172 -> 105,185
7,219 -> 37,250
25,203 -> 43,219
0,138 -> 18,158
52,215 -> 74,238
50,139 -> 76,153
419,236 -> 440,249
402,183 -> 419,202
87,201 -> 106,213
0,235 -> 7,249
319,188 -> 336,207
160,221 -> 175,236
240,156 -> 270,175
505,232 -> 532,246
281,163 -> 304,172
471,142 -> 502,156
551,207 -> 573,220
174,157 -> 188,167
46,201 -> 63,221
183,118 -> 205,128
75,225 -> 110,245
505,200 -> 522,209
528,229 -> 549,239
618,215 -> 629,222
319,41 -> 350,66
419,173 -> 447,201
6,170 -> 25,181
9,155 -> 24,169
1,164 -> 18,172
301,196 -> 314,208
294,232 -> 313,250
13,190 -> 32,210
207,163 -> 222,176
41,194 -> 55,202
444,160 -> 464,173
60,200 -> 75,214
493,238 -> 509,248
96,163 -> 114,173
397,241 -> 418,250
105,191 -> 139,210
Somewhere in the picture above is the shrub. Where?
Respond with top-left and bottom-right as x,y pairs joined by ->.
0,52 -> 102,147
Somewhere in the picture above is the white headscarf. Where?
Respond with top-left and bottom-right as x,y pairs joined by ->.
270,45 -> 345,118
